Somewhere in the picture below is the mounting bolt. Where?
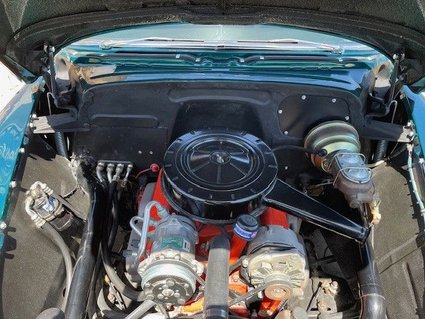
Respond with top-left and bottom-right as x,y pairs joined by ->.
345,116 -> 350,121
19,148 -> 25,154
242,259 -> 249,267
284,131 -> 289,135
278,109 -> 283,114
332,98 -> 337,103
9,181 -> 17,189
0,222 -> 6,230
301,95 -> 307,100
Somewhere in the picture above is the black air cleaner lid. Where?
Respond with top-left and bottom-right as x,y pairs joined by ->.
163,130 -> 278,207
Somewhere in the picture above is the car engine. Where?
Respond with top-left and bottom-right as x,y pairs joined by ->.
28,120 -> 379,319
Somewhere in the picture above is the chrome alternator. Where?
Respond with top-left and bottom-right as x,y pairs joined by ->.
241,226 -> 309,301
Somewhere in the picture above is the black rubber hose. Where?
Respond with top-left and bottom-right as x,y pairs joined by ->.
101,181 -> 146,301
108,194 -> 119,249
204,235 -> 230,319
65,183 -> 105,319
87,184 -> 119,316
357,240 -> 386,319
54,132 -> 68,158
374,140 -> 388,162
39,222 -> 73,310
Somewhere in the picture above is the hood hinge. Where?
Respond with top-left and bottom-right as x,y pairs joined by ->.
41,42 -> 74,109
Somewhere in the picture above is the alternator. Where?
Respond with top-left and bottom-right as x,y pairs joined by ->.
241,226 -> 308,301
137,215 -> 204,306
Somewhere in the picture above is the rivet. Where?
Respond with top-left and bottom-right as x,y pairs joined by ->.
284,131 -> 289,135
345,116 -> 350,121
332,98 -> 337,103
9,181 -> 17,188
19,148 -> 25,154
0,222 -> 6,230
301,95 -> 307,100
278,109 -> 283,114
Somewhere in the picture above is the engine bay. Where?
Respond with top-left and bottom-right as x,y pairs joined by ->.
2,55 -> 423,319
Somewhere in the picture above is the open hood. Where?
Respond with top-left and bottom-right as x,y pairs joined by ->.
1,0 -> 425,83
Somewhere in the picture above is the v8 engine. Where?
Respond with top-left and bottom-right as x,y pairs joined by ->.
23,121 -> 385,319
109,125 -> 379,318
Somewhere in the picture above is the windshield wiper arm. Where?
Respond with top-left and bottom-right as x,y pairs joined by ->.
96,38 -> 344,53
236,38 -> 343,53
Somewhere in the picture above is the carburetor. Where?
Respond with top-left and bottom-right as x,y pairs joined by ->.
137,214 -> 204,306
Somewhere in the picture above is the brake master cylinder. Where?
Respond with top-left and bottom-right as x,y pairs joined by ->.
137,214 -> 203,305
304,121 -> 380,221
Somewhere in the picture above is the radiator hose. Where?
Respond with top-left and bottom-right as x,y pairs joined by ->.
358,239 -> 386,319
204,235 -> 230,319
64,182 -> 105,319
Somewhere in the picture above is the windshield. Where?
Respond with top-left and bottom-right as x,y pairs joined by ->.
72,23 -> 377,54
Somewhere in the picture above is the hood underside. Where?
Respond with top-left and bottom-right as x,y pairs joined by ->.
1,1 -> 425,83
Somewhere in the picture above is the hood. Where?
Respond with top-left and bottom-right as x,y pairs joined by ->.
1,0 -> 425,83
